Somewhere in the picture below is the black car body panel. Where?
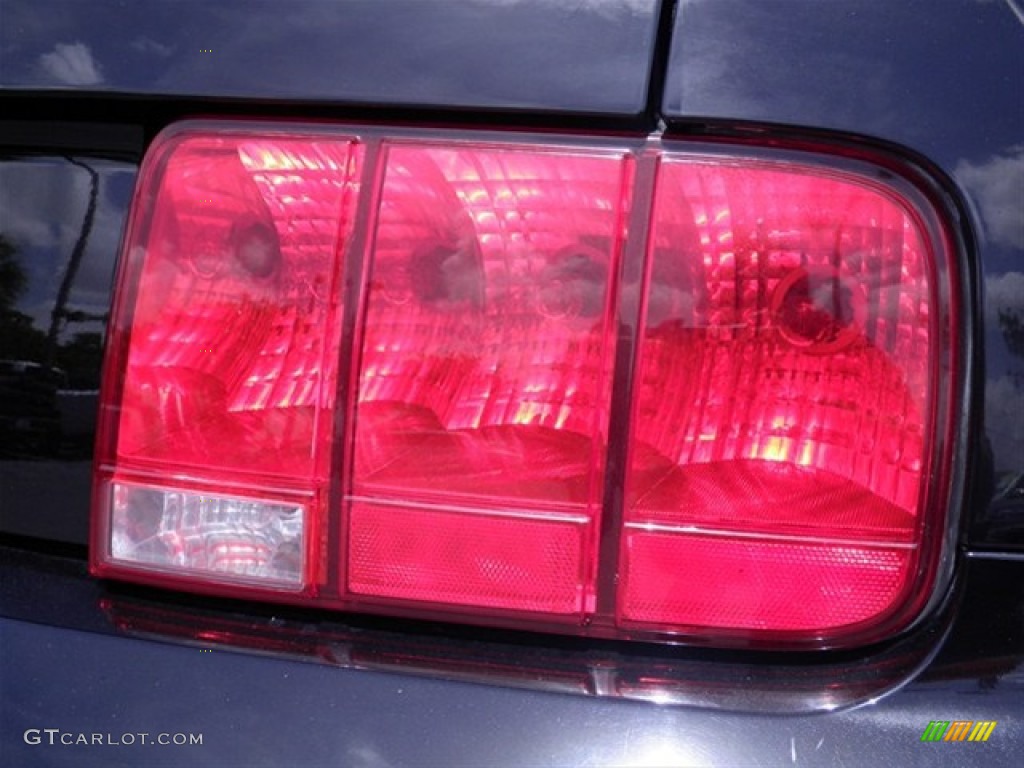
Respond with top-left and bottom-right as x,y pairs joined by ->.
1,0 -> 1022,765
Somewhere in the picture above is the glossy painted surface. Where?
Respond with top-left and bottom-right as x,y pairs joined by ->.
2,614 -> 1021,768
0,156 -> 134,544
1,546 -> 1022,765
665,0 -> 1024,548
0,0 -> 659,115
8,543 -> 1018,768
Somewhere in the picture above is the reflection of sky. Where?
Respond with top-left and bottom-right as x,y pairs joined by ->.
958,146 -> 1024,471
0,0 -> 657,112
0,158 -> 135,342
669,1 -> 1023,161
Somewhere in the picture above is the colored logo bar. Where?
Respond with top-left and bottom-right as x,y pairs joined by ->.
920,721 -> 996,742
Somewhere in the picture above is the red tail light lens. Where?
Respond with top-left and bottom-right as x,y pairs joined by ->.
348,144 -> 631,615
93,123 -> 959,647
94,133 -> 361,591
620,159 -> 940,633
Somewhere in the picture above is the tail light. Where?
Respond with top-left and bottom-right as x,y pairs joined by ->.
92,122 -> 961,648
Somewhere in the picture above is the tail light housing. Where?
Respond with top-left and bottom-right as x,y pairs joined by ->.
92,122 -> 962,648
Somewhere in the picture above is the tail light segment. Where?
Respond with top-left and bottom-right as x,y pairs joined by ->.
348,146 -> 630,616
622,161 -> 942,634
92,122 -> 961,648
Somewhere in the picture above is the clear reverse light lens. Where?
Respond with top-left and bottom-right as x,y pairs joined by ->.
108,482 -> 305,587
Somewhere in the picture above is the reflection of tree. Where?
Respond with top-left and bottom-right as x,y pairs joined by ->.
58,332 -> 103,389
45,157 -> 99,371
1,163 -> 105,389
999,308 -> 1024,391
999,309 -> 1024,361
0,233 -> 26,309
0,233 -> 47,360
1,159 -> 110,458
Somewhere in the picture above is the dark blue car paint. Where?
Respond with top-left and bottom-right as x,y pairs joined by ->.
1,0 -> 1022,765
0,0 -> 660,115
3,607 -> 1021,768
1,542 -> 1022,767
